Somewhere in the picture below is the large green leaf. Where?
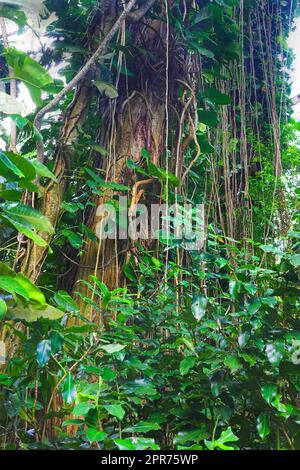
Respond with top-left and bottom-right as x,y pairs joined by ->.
180,356 -> 196,375
104,404 -> 125,421
8,153 -> 36,181
1,203 -> 54,233
62,374 -> 77,405
49,331 -> 64,354
198,109 -> 218,127
36,339 -> 52,367
0,5 -> 26,26
93,80 -> 119,99
61,229 -> 83,249
205,427 -> 239,450
224,355 -> 241,373
29,159 -> 57,182
123,422 -> 160,434
14,273 -> 46,306
0,152 -> 24,178
0,275 -> 29,300
73,402 -> 94,417
205,88 -> 231,105
86,428 -> 107,443
6,299 -> 65,322
1,213 -> 48,247
114,437 -> 159,450
99,343 -> 126,354
257,413 -> 270,439
261,384 -> 277,405
5,48 -> 53,106
54,290 -> 78,313
175,427 -> 208,445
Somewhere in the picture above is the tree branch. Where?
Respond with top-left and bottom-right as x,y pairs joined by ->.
127,0 -> 156,22
34,0 -> 139,160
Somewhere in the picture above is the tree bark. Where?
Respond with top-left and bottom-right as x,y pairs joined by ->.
74,90 -> 165,318
18,8 -> 118,282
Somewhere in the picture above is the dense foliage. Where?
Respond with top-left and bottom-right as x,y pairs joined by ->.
0,0 -> 299,451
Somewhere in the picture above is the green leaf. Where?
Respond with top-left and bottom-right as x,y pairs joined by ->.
0,151 -> 24,178
61,229 -> 83,249
257,413 -> 270,439
86,428 -> 107,443
123,263 -> 136,281
62,419 -> 84,426
54,290 -> 78,313
205,88 -> 231,105
180,356 -> 196,375
90,144 -> 107,156
93,80 -> 118,99
290,254 -> 300,268
114,437 -> 159,451
104,404 -> 125,421
205,427 -> 239,450
29,159 -> 57,182
61,202 -> 81,214
198,110 -> 218,127
6,299 -> 65,322
189,40 -> 215,59
0,5 -> 26,26
49,331 -> 64,354
93,80 -> 119,99
261,384 -> 277,405
36,339 -> 51,367
224,355 -> 241,373
175,427 -> 208,445
229,280 -> 240,300
0,298 -> 7,319
1,203 -> 54,233
14,273 -> 46,306
6,48 -> 53,106
0,275 -> 29,300
102,367 -> 117,381
123,421 -> 160,434
1,214 -> 48,247
260,244 -> 283,255
197,134 -> 214,153
122,379 -> 157,397
7,152 -> 36,181
73,402 -> 94,417
62,374 -> 77,405
0,189 -> 22,202
99,343 -> 126,354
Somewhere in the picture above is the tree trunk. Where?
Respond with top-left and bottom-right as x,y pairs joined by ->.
18,7 -> 118,282
72,6 -> 191,317
74,89 -> 166,318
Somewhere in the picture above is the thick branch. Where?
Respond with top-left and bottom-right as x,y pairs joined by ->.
127,0 -> 156,22
34,0 -> 139,143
